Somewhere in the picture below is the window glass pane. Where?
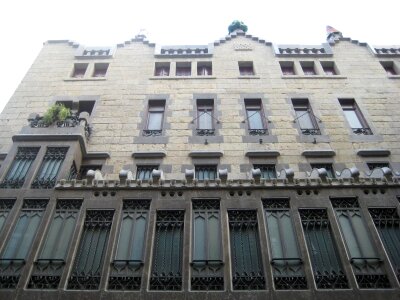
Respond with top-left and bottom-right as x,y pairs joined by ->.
2,214 -> 29,258
344,110 -> 363,128
198,110 -> 213,129
193,214 -> 206,260
55,214 -> 77,258
116,215 -> 133,260
351,212 -> 376,257
337,212 -> 362,258
296,110 -> 314,129
40,216 -> 63,259
280,212 -> 300,259
266,213 -> 283,258
17,213 -> 42,258
148,112 -> 163,130
248,109 -> 263,129
208,214 -> 220,260
131,215 -> 146,261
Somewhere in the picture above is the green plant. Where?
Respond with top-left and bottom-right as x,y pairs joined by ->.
228,20 -> 248,34
43,104 -> 71,125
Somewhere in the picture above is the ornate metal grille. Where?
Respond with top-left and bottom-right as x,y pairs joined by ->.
28,199 -> 82,289
196,129 -> 215,136
262,199 -> 307,289
191,199 -> 223,290
332,198 -> 390,288
31,147 -> 68,189
0,199 -> 48,289
108,199 -> 150,290
299,209 -> 349,289
228,210 -> 266,290
0,199 -> 15,233
67,210 -> 114,290
253,164 -> 276,180
150,210 -> 184,290
0,147 -> 39,188
136,166 -> 158,180
195,165 -> 217,181
369,207 -> 400,281
68,161 -> 78,180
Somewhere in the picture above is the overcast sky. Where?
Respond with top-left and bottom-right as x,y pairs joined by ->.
1,0 -> 399,114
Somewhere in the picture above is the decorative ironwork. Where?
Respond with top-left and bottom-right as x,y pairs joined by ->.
0,259 -> 25,289
56,199 -> 83,210
262,198 -> 290,209
68,161 -> 78,180
192,198 -> 220,210
22,198 -> 48,209
352,127 -> 372,135
108,260 -> 143,290
196,128 -> 215,136
195,165 -> 217,181
31,147 -> 68,189
330,197 -> 359,208
0,199 -> 15,210
67,210 -> 114,290
0,147 -> 39,189
150,210 -> 184,290
249,128 -> 268,135
355,274 -> 391,289
191,260 -> 224,290
123,199 -> 151,210
274,275 -> 307,290
28,259 -> 65,289
301,128 -> 321,135
142,129 -> 162,136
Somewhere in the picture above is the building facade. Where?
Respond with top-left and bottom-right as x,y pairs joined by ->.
0,27 -> 399,299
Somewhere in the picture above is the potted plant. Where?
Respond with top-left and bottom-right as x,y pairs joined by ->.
228,20 -> 248,34
43,103 -> 71,125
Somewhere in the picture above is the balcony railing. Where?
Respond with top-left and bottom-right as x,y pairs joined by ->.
249,128 -> 268,135
196,128 -> 215,136
352,127 -> 372,135
142,129 -> 162,136
301,128 -> 321,135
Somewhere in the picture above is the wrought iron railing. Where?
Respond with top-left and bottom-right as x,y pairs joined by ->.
352,127 -> 372,135
108,260 -> 144,290
300,128 -> 321,135
191,259 -> 224,290
196,128 -> 215,136
249,128 -> 268,135
0,259 -> 25,289
28,259 -> 65,289
270,258 -> 307,289
142,129 -> 162,136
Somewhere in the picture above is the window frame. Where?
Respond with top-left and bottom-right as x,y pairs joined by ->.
292,99 -> 320,135
238,61 -> 255,76
154,62 -> 170,76
176,62 -> 191,76
143,100 -> 165,136
71,63 -> 88,78
300,61 -> 316,75
195,165 -> 217,181
244,99 -> 268,135
92,63 -> 109,77
136,165 -> 158,180
197,62 -> 212,76
339,99 -> 372,135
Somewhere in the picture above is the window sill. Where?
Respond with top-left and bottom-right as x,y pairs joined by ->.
64,77 -> 107,82
150,76 -> 216,80
281,75 -> 347,79
387,75 -> 400,79
238,75 -> 260,79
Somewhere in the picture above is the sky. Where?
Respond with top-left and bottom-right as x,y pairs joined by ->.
0,0 -> 399,114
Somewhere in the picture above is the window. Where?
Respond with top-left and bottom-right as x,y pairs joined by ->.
67,210 -> 114,290
197,62 -> 212,76
245,99 -> 267,135
300,61 -> 316,75
191,199 -> 223,290
238,61 -> 255,76
31,147 -> 68,189
109,200 -> 150,290
279,61 -> 295,75
176,62 -> 191,76
195,165 -> 217,180
0,199 -> 48,289
0,147 -> 39,189
263,199 -> 307,289
331,198 -> 390,288
339,99 -> 372,135
299,208 -> 348,289
292,99 -> 320,135
28,199 -> 82,289
0,199 -> 15,234
150,210 -> 184,290
253,164 -> 276,179
143,100 -> 165,136
136,165 -> 158,180
154,62 -> 170,76
228,210 -> 265,290
71,63 -> 88,78
93,63 -> 108,77
367,162 -> 390,170
321,61 -> 337,75
380,61 -> 397,75
196,99 -> 214,135
55,100 -> 96,116
310,163 -> 335,178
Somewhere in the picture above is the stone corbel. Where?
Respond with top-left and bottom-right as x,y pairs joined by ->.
251,168 -> 262,184
219,169 -> 228,183
119,170 -> 134,185
185,169 -> 195,184
277,168 -> 294,183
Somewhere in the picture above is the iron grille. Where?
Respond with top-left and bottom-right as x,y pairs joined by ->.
0,199 -> 15,233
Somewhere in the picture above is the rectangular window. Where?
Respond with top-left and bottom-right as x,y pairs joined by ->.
339,99 -> 372,135
150,210 -> 184,290
136,165 -> 158,180
0,199 -> 15,234
380,61 -> 397,75
176,62 -> 191,76
67,210 -> 114,290
28,199 -> 82,289
191,199 -> 223,290
196,99 -> 214,136
71,63 -> 88,78
0,199 -> 48,289
292,99 -> 320,135
0,147 -> 39,189
197,62 -> 212,76
279,61 -> 295,75
369,207 -> 400,281
321,61 -> 337,75
143,100 -> 165,136
299,208 -> 348,289
331,198 -> 390,288
93,63 -> 108,77
300,61 -> 316,75
263,199 -> 307,289
367,162 -> 390,170
154,62 -> 170,76
238,61 -> 255,76
108,199 -> 150,290
228,210 -> 265,290
245,99 -> 268,135
195,165 -> 217,180
31,147 -> 68,189
253,164 -> 276,179
310,163 -> 336,178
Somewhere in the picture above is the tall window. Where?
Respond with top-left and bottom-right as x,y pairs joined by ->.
310,163 -> 336,178
136,165 -> 158,180
150,210 -> 184,290
299,208 -> 349,289
197,62 -> 212,76
238,61 -> 255,76
245,99 -> 268,135
196,99 -> 214,136
339,99 -> 372,135
263,199 -> 307,289
28,199 -> 82,289
195,165 -> 217,180
31,147 -> 68,189
0,199 -> 15,234
292,99 -> 320,135
0,147 -> 39,188
191,199 -> 223,290
143,100 -> 165,136
253,164 -> 276,179
67,210 -> 114,290
228,210 -> 265,290
369,207 -> 400,281
109,200 -> 150,290
154,62 -> 170,76
331,198 -> 390,288
0,199 -> 48,289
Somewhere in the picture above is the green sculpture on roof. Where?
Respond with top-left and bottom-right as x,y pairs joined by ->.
228,20 -> 248,34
